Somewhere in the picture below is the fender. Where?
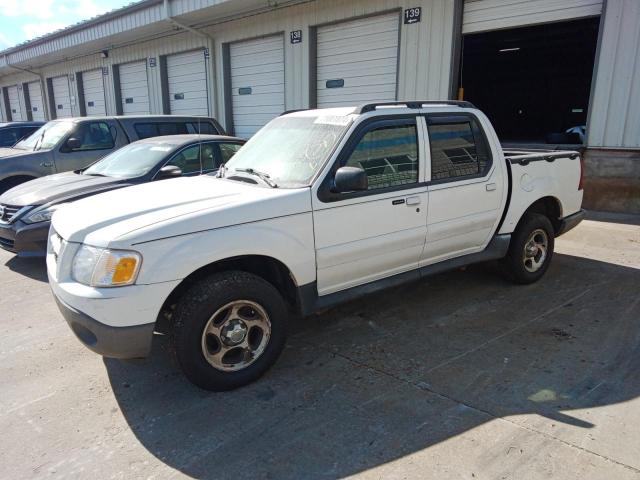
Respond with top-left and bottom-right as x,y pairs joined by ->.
132,212 -> 317,288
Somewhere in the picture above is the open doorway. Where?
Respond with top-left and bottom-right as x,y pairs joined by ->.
459,17 -> 600,145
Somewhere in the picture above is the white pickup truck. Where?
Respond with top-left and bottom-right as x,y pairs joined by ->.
47,101 -> 585,391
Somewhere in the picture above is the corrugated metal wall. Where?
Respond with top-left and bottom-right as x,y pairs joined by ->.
462,0 -> 603,33
587,0 -> 640,149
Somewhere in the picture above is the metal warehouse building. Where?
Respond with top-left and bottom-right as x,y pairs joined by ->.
0,0 -> 638,212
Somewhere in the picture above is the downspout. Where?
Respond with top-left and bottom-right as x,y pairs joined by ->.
5,61 -> 51,120
163,0 -> 217,119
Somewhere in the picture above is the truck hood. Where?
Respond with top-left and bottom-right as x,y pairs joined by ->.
0,147 -> 39,159
52,176 -> 312,246
0,171 -> 131,207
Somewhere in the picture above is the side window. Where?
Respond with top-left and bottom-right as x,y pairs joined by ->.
166,145 -> 202,175
134,123 -> 157,139
427,117 -> 492,181
0,129 -> 19,147
200,143 -> 218,172
157,123 -> 188,136
134,122 -> 190,139
73,122 -> 115,151
344,123 -> 418,190
219,143 -> 243,164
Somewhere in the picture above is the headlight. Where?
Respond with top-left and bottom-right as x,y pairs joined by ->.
71,245 -> 142,287
23,204 -> 63,224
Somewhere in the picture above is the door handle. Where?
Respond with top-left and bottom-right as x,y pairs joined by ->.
486,183 -> 497,191
406,196 -> 421,205
40,162 -> 53,168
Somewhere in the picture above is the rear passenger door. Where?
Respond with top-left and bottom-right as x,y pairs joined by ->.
421,113 -> 505,265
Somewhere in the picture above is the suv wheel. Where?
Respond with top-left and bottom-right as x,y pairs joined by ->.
503,213 -> 555,284
170,271 -> 288,391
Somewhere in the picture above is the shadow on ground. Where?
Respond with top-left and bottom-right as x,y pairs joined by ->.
100,253 -> 638,478
4,255 -> 47,282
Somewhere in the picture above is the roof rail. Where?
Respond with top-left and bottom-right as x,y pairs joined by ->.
356,100 -> 475,114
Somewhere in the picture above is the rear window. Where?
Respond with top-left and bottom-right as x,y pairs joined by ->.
134,121 -> 218,139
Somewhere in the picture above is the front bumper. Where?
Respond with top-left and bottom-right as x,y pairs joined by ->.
54,295 -> 155,358
0,219 -> 49,257
557,209 -> 586,236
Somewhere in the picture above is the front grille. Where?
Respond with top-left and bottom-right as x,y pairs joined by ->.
0,204 -> 22,224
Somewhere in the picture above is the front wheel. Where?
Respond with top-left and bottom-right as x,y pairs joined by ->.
503,213 -> 555,284
170,271 -> 289,391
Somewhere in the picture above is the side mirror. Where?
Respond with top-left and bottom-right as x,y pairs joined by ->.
333,166 -> 368,193
156,165 -> 183,180
66,137 -> 81,150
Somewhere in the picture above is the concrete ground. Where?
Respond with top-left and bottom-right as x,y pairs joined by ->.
1,213 -> 639,480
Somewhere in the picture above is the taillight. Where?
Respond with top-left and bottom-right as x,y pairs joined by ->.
578,156 -> 585,190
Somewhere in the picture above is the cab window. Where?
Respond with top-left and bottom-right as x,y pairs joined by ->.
427,116 -> 492,181
72,122 -> 115,151
344,122 -> 418,190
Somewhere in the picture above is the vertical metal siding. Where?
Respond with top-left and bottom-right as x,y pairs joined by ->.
462,0 -> 603,34
588,0 -> 640,148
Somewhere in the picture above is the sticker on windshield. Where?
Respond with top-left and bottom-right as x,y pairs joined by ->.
150,146 -> 172,151
314,115 -> 352,126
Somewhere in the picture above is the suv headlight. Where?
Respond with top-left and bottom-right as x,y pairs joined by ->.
23,204 -> 64,224
71,245 -> 142,287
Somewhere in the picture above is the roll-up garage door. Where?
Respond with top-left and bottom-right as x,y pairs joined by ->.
81,69 -> 106,116
229,35 -> 285,138
462,0 -> 603,34
166,50 -> 209,116
7,85 -> 23,121
52,76 -> 72,118
27,82 -> 45,121
316,13 -> 399,108
119,60 -> 150,115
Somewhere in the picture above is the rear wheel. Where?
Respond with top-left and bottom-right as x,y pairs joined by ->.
170,271 -> 288,391
503,213 -> 555,284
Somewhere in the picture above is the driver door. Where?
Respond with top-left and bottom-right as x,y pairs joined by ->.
53,120 -> 122,173
312,116 -> 429,296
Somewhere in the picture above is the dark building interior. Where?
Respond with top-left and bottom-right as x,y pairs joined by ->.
460,17 -> 600,144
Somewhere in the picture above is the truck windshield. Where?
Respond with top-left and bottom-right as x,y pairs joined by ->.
14,121 -> 74,151
83,143 -> 175,178
225,115 -> 352,187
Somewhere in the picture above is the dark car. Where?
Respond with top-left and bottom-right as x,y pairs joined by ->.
0,121 -> 45,148
0,134 -> 244,256
0,115 -> 225,194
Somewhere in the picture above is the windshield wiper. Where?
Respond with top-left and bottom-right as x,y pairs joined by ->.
234,168 -> 278,188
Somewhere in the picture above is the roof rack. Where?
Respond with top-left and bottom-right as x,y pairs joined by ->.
356,100 -> 475,114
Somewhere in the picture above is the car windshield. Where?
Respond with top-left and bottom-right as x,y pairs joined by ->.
224,114 -> 352,187
83,142 -> 175,178
14,121 -> 75,151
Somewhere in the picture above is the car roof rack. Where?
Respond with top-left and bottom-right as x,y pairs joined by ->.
356,100 -> 475,114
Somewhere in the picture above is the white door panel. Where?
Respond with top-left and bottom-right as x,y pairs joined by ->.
314,192 -> 427,295
7,85 -> 23,121
316,13 -> 399,108
166,50 -> 209,116
27,82 -> 45,121
82,69 -> 106,116
52,76 -> 72,118
119,61 -> 150,115
230,35 -> 285,138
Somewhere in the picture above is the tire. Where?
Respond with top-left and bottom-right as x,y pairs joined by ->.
170,270 -> 289,391
503,213 -> 555,285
